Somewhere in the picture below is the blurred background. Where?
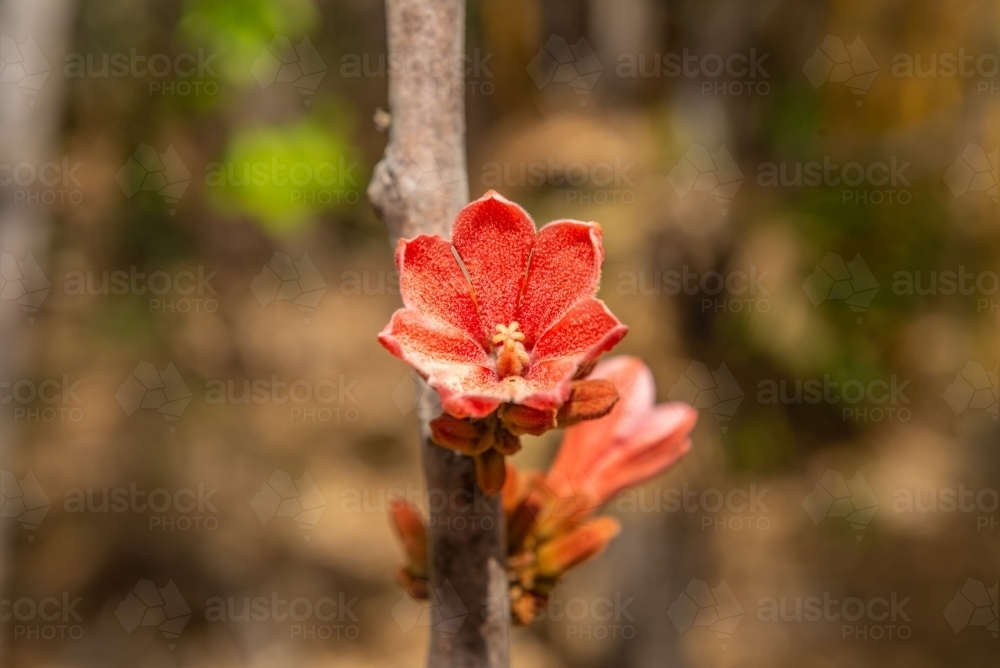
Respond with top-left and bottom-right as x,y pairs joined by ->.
0,0 -> 998,665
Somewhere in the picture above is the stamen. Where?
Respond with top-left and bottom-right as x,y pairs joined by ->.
494,321 -> 529,377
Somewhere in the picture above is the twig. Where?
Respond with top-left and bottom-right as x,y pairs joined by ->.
367,1 -> 511,666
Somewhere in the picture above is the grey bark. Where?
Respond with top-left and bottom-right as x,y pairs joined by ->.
367,1 -> 510,666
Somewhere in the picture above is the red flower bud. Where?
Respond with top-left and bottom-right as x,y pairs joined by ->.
535,516 -> 621,578
556,378 -> 619,427
389,499 -> 428,580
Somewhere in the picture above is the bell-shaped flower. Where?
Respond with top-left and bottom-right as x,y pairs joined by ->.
540,355 -> 697,531
502,356 -> 697,623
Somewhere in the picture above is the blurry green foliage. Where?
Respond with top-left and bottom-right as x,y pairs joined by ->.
178,0 -> 319,85
206,111 -> 364,234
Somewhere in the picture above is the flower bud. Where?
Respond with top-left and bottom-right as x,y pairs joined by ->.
429,414 -> 491,455
389,499 -> 428,578
556,379 -> 619,428
498,403 -> 558,436
475,448 -> 507,495
535,516 -> 621,578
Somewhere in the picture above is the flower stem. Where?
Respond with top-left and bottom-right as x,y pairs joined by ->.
368,1 -> 511,665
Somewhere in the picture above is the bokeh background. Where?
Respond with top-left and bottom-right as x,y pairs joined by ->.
0,0 -> 998,666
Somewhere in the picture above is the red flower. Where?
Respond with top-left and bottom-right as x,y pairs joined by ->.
504,356 -> 697,622
378,190 -> 627,420
389,356 -> 698,621
543,355 -> 698,522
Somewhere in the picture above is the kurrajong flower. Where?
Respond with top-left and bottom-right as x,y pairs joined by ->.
378,191 -> 627,493
503,356 -> 697,625
388,356 -> 697,625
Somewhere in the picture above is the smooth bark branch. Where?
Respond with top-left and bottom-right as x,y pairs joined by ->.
367,1 -> 511,666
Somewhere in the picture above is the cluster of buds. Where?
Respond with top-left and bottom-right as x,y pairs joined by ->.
379,191 -> 628,494
389,356 -> 698,625
429,368 -> 620,495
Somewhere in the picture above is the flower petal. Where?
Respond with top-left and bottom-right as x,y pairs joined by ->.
590,356 -> 656,441
519,220 -> 604,347
589,403 -> 697,501
548,357 -> 687,502
519,358 -> 578,411
535,516 -> 621,578
546,417 -> 615,498
531,297 -> 628,363
378,308 -> 503,418
548,356 -> 651,484
397,234 -> 487,348
452,191 -> 536,337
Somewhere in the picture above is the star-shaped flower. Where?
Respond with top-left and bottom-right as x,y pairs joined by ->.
378,191 -> 628,491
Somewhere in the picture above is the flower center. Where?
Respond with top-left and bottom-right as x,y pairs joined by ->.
493,321 -> 529,377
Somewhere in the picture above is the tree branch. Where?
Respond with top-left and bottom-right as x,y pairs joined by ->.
367,1 -> 510,666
